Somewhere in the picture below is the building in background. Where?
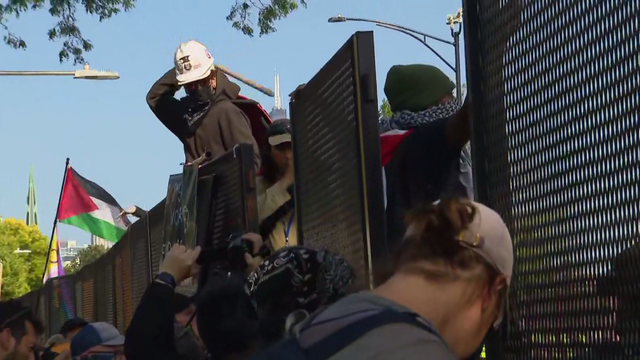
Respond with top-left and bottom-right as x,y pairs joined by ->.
269,71 -> 287,120
26,166 -> 38,227
91,234 -> 114,249
59,240 -> 87,266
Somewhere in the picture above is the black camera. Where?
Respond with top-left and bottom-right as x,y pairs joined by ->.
197,232 -> 253,274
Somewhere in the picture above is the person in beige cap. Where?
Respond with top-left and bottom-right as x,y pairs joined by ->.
146,40 -> 260,169
256,119 -> 297,250
253,198 -> 512,360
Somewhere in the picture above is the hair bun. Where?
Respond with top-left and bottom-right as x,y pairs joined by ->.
403,198 -> 477,259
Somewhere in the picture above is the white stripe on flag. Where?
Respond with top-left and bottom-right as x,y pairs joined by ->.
88,197 -> 128,230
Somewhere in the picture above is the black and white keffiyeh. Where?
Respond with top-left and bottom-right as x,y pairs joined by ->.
378,99 -> 461,133
378,99 -> 473,199
246,246 -> 354,313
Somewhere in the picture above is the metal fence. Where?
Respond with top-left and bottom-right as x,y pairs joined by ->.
17,201 -> 165,337
16,144 -> 258,338
290,31 -> 386,291
466,0 -> 640,358
15,3 -> 640,354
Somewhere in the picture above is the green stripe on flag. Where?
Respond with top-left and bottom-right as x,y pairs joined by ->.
60,213 -> 126,243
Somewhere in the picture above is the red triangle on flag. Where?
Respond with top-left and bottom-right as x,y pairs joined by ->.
57,167 -> 98,221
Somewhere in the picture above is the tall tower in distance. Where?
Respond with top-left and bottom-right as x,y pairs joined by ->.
269,71 -> 287,120
26,166 -> 38,227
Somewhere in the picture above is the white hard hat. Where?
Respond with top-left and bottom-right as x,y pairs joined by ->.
174,40 -> 215,86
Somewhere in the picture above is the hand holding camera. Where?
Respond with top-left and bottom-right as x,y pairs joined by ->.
241,233 -> 265,274
159,244 -> 202,283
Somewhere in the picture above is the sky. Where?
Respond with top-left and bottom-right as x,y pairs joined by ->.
0,0 -> 466,244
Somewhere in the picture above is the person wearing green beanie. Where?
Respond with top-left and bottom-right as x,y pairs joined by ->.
380,64 -> 473,254
384,64 -> 456,113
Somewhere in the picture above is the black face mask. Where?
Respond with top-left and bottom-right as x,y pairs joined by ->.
186,85 -> 214,104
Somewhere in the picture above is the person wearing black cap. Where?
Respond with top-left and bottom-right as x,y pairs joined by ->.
257,119 -> 297,250
58,317 -> 88,342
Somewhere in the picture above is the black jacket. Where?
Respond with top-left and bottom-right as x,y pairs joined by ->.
384,118 -> 467,250
125,281 -> 178,359
146,68 -> 261,169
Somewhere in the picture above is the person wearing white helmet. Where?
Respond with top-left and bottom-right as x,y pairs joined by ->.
146,40 -> 260,169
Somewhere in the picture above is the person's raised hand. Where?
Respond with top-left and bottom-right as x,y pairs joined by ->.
159,244 -> 202,283
242,233 -> 264,274
242,233 -> 263,254
118,205 -> 137,218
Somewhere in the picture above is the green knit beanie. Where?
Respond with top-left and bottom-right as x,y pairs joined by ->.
383,64 -> 455,113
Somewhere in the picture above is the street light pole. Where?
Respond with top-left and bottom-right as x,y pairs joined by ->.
0,63 -> 119,80
328,9 -> 464,98
447,9 -> 464,100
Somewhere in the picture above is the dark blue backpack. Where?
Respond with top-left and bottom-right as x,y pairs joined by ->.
249,309 -> 438,360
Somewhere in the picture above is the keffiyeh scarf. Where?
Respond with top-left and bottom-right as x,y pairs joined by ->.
378,99 -> 462,133
246,246 -> 354,312
379,99 -> 471,166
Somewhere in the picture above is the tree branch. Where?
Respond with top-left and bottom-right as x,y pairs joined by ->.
2,0 -> 305,64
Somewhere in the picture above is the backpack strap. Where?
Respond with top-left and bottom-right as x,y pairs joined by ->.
303,310 -> 438,360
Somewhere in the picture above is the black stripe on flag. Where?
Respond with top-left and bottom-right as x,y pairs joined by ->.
70,168 -> 123,208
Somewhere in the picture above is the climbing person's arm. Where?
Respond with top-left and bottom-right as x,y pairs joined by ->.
444,97 -> 471,151
125,245 -> 200,360
146,69 -> 189,141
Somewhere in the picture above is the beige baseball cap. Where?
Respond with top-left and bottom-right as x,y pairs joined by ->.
435,199 -> 513,326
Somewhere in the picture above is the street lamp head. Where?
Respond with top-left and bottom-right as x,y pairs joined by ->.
74,69 -> 120,80
328,15 -> 347,23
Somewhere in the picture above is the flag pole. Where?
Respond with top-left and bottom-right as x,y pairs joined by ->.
35,157 -> 70,314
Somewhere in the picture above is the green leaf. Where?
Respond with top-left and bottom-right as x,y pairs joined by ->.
2,0 -> 308,64
1,0 -> 135,64
63,244 -> 108,275
0,219 -> 48,299
378,98 -> 393,119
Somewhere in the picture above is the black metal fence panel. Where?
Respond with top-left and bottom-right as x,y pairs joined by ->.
74,276 -> 82,320
128,219 -> 150,321
47,276 -> 76,336
105,253 -> 115,326
197,144 -> 259,246
290,31 -> 386,291
465,0 -> 640,358
195,144 -> 259,290
121,236 -> 134,327
114,238 -> 126,333
80,267 -> 95,323
94,259 -> 109,323
149,202 -> 165,278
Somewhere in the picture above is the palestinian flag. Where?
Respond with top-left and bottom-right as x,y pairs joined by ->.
57,167 -> 131,242
380,129 -> 413,167
380,129 -> 413,209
